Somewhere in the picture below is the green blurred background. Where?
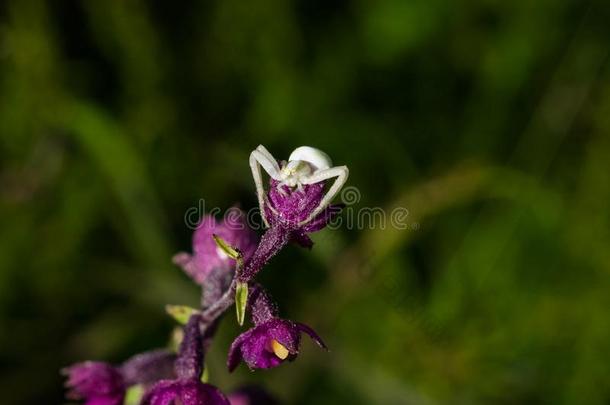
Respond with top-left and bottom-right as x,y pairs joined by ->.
1,1 -> 609,404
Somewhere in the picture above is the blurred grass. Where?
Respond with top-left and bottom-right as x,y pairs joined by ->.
1,1 -> 610,404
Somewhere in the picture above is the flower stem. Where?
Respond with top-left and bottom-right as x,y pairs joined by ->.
200,224 -> 291,329
238,224 -> 292,282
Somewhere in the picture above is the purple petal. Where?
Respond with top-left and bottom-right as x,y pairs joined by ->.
175,212 -> 258,285
267,319 -> 301,354
229,325 -> 282,371
140,380 -> 178,405
302,204 -> 344,233
296,322 -> 328,350
194,213 -> 258,261
173,252 -> 218,285
227,329 -> 252,372
63,361 -> 124,398
192,215 -> 222,255
227,319 -> 301,371
62,361 -> 125,405
142,380 -> 229,405
267,180 -> 325,227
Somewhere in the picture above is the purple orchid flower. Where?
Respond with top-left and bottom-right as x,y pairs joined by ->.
63,362 -> 125,405
239,145 -> 348,283
227,318 -> 327,371
266,180 -> 342,232
173,210 -> 258,286
237,180 -> 343,283
63,350 -> 176,405
142,315 -> 229,405
227,283 -> 327,371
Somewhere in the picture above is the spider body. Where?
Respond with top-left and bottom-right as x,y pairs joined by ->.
278,160 -> 313,189
249,145 -> 348,227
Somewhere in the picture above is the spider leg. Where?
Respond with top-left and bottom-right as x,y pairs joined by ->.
277,180 -> 289,196
264,195 -> 279,216
299,165 -> 349,226
249,145 -> 282,228
254,145 -> 282,178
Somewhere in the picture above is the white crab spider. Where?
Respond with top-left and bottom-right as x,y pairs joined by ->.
249,145 -> 349,228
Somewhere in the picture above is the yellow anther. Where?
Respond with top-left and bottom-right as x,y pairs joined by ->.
267,339 -> 289,360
